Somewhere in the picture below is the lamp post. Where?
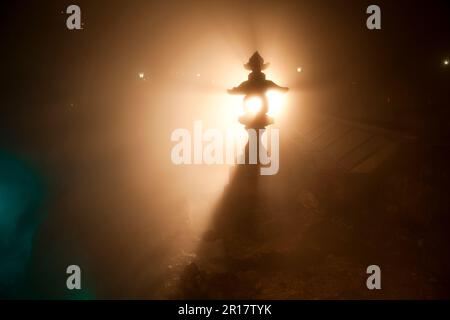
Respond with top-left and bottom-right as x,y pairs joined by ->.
228,51 -> 288,164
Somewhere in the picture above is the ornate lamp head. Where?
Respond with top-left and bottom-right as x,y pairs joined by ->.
244,51 -> 270,72
228,52 -> 289,128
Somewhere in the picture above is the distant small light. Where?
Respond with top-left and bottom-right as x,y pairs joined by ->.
297,67 -> 302,73
444,59 -> 449,66
196,73 -> 201,77
138,72 -> 145,79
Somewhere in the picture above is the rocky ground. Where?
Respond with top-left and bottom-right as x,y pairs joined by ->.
159,138 -> 450,299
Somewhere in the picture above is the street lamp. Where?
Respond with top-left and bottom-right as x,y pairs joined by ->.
228,52 -> 288,165
228,51 -> 289,129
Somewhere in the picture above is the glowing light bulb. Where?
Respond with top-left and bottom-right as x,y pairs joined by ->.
138,72 -> 145,79
266,90 -> 285,117
244,97 -> 263,115
297,67 -> 302,73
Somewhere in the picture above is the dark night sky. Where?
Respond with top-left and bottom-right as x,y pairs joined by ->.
0,0 -> 449,141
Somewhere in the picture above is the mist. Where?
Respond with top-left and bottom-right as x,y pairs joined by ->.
0,0 -> 449,299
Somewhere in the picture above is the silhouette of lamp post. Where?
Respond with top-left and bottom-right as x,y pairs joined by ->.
228,51 -> 288,164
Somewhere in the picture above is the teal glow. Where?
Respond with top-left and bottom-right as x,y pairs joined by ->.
0,151 -> 45,298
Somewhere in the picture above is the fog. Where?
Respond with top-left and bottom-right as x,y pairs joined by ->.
1,0 -> 449,298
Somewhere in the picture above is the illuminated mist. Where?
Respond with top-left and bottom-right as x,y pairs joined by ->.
1,0 -> 449,299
